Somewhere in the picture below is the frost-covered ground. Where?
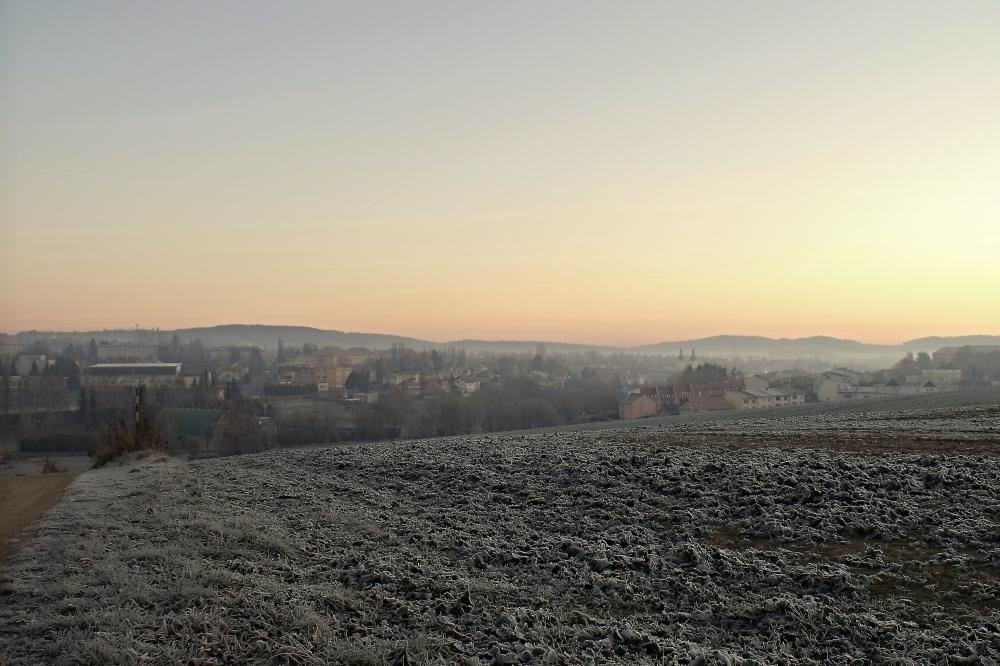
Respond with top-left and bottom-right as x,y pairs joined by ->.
2,397 -> 1000,664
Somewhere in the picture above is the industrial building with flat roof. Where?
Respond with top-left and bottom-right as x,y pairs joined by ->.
82,363 -> 188,388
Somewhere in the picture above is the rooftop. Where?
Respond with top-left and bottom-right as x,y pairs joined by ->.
730,388 -> 804,399
86,363 -> 182,376
88,363 -> 181,369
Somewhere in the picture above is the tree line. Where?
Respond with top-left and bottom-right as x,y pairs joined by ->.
352,372 -> 619,440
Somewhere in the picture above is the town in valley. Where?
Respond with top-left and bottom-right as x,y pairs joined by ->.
3,327 -> 998,463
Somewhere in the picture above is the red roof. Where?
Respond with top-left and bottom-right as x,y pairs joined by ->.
688,379 -> 744,396
687,396 -> 732,411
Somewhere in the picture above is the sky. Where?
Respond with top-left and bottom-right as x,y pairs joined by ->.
1,0 -> 998,346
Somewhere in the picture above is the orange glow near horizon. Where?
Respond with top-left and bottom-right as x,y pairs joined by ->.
2,2 -> 999,345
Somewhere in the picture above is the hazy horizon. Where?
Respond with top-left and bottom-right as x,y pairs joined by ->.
2,319 -> 998,349
3,1 -> 999,344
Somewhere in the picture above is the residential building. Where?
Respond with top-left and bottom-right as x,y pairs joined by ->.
905,370 -> 960,386
815,370 -> 863,402
276,362 -> 316,386
816,367 -> 950,401
315,366 -> 353,388
816,380 -> 873,401
686,395 -> 733,411
688,378 -> 744,398
216,361 -> 251,384
755,369 -> 817,393
454,378 -> 481,397
648,385 -> 681,411
15,354 -> 48,376
725,388 -> 806,411
387,372 -> 421,386
3,375 -> 70,413
208,347 -> 230,365
671,383 -> 692,402
619,393 -> 658,420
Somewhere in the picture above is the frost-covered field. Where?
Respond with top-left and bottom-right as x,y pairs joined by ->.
2,399 -> 1000,664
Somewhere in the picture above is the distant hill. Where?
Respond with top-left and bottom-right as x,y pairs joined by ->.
628,335 -> 899,359
172,325 -> 430,350
12,327 -> 618,355
12,325 -> 431,351
902,335 -> 1000,351
9,326 -> 997,361
443,339 -> 619,354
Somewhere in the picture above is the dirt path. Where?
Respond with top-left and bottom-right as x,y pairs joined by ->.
0,473 -> 76,560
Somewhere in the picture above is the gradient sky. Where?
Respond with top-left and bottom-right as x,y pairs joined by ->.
1,1 -> 998,345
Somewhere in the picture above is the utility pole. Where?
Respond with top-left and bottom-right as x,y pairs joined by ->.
134,383 -> 145,447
